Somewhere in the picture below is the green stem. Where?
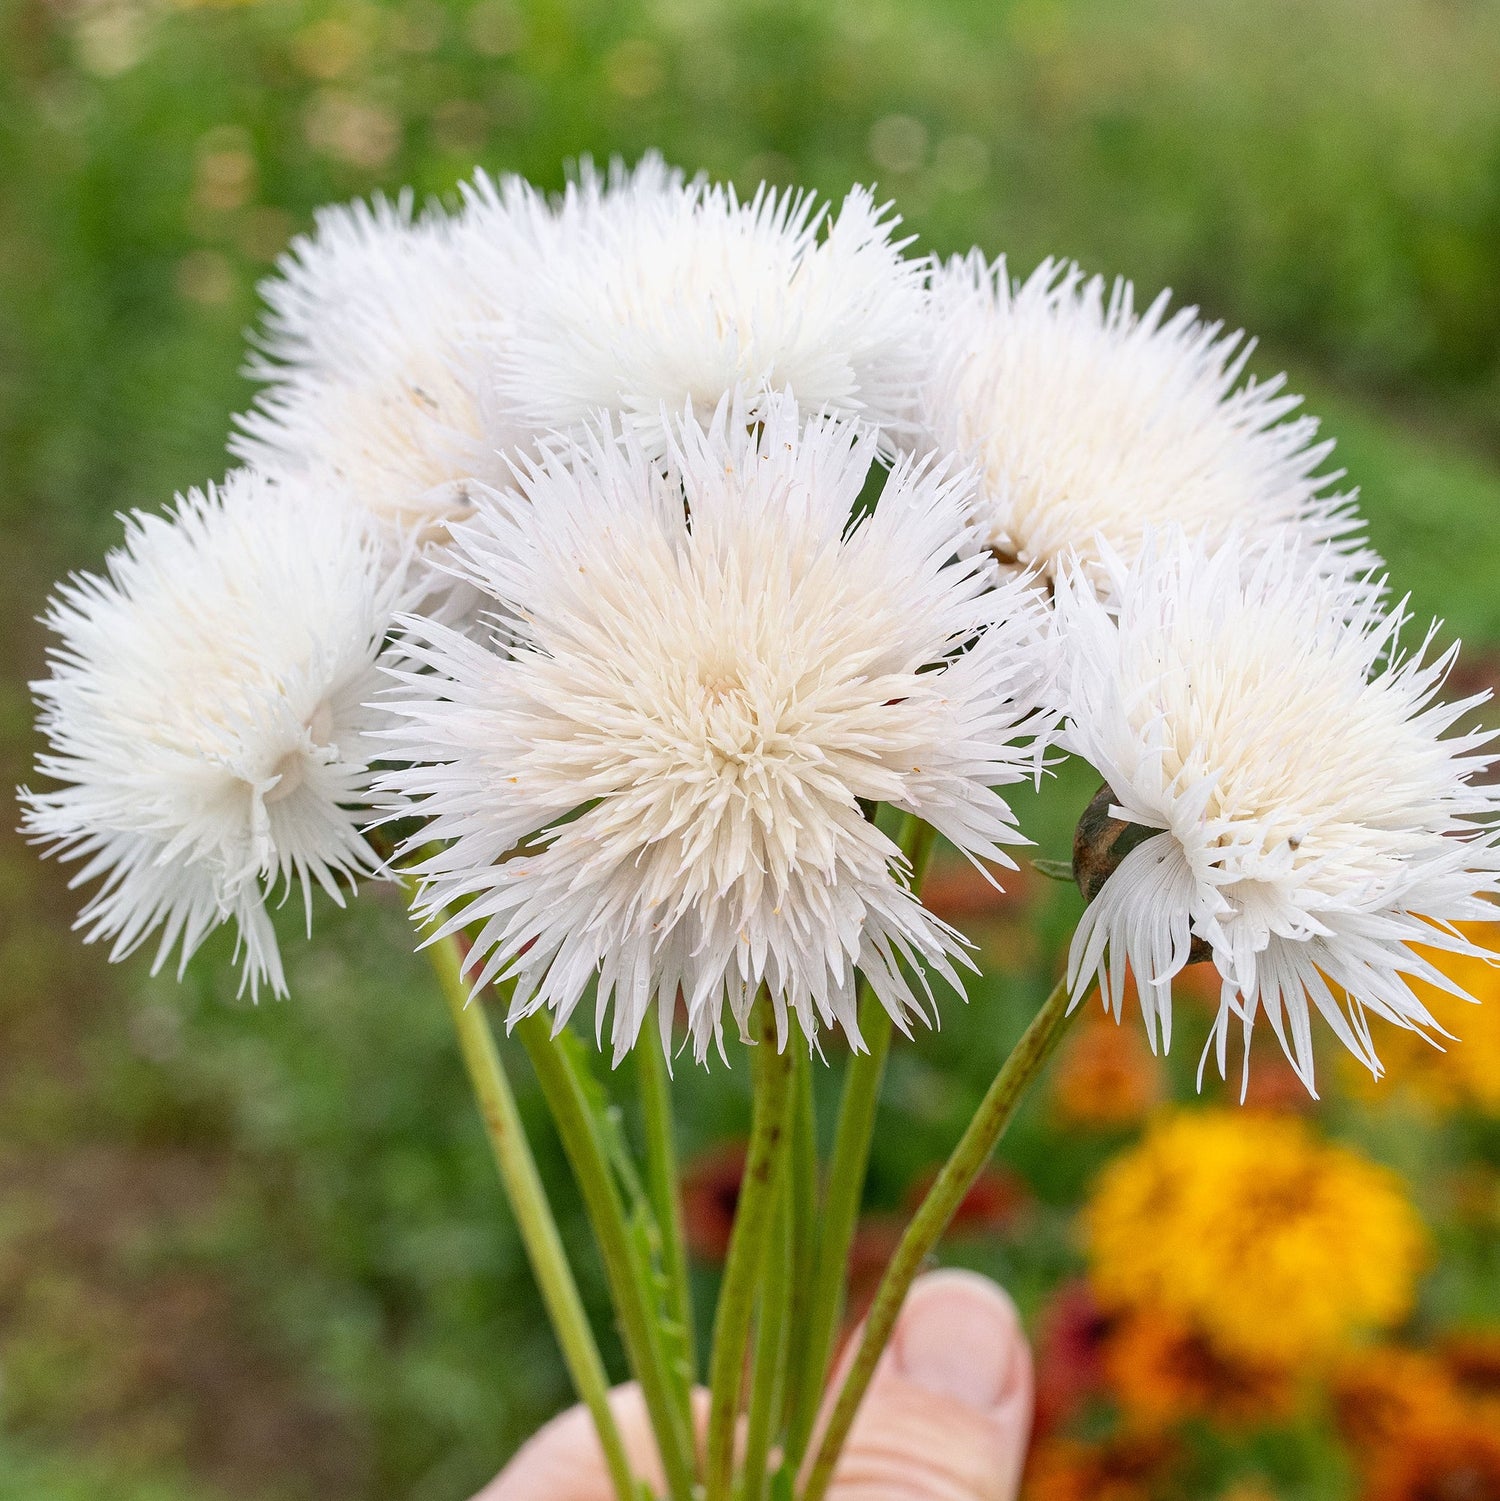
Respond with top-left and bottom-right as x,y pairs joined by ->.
800,974 -> 1080,1501
784,997 -> 889,1468
705,1001 -> 797,1501
778,1046 -> 818,1442
741,1162 -> 792,1501
425,938 -> 637,1501
785,815 -> 935,1468
517,1011 -> 698,1501
638,1030 -> 697,1384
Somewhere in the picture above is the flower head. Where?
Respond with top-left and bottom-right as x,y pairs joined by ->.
1101,1311 -> 1297,1429
21,469 -> 406,996
918,256 -> 1370,589
1361,1416 -> 1500,1501
1023,1432 -> 1181,1501
233,193 -> 513,540
383,396 -> 1051,1062
1050,1009 -> 1164,1129
1335,1339 -> 1500,1501
1085,1110 -> 1428,1367
1057,531 -> 1500,1093
479,155 -> 926,454
1332,1345 -> 1466,1452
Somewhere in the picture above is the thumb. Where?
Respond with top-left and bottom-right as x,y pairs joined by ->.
821,1269 -> 1034,1501
481,1270 -> 1033,1501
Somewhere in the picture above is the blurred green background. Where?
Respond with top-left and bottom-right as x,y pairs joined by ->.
3,1 -> 1500,1498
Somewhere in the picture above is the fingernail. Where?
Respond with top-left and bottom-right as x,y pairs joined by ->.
892,1269 -> 1026,1411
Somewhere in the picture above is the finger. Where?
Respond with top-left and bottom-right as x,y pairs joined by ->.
477,1384 -> 708,1501
821,1269 -> 1034,1501
481,1269 -> 1033,1501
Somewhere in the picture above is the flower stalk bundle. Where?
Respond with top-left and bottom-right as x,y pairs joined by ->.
22,156 -> 1500,1499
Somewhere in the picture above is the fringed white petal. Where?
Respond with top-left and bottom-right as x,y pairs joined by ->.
1058,530 -> 1500,1094
381,394 -> 1053,1062
21,469 -> 411,996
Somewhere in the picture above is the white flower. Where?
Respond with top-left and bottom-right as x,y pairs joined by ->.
476,154 -> 927,454
232,193 -> 516,541
21,470 -> 408,997
382,396 -> 1052,1063
1056,531 -> 1500,1094
918,255 -> 1371,589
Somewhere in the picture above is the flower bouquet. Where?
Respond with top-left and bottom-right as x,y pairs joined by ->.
23,156 -> 1500,1500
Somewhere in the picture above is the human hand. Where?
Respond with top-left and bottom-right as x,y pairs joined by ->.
478,1269 -> 1033,1501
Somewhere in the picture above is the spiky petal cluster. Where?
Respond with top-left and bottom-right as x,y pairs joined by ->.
918,256 -> 1370,589
382,397 -> 1051,1062
1055,531 -> 1500,1093
22,470 -> 406,996
233,193 -> 513,540
478,155 -> 926,454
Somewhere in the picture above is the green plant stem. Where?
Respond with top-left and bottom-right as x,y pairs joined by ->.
638,1031 -> 697,1385
516,1011 -> 698,1501
785,815 -> 935,1468
705,1002 -> 797,1501
778,1046 -> 818,1442
783,996 -> 889,1470
800,973 -> 1081,1501
741,1164 -> 792,1501
425,937 -> 637,1501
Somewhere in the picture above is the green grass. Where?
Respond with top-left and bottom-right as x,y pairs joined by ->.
0,1440 -> 228,1501
1315,383 -> 1500,645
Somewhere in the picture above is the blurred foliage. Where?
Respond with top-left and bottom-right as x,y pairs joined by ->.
4,0 -> 1500,1498
4,0 -> 1500,611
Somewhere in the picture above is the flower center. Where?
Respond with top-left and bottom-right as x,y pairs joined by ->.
700,667 -> 746,706
264,701 -> 335,805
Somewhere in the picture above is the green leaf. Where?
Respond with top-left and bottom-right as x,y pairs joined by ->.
1030,857 -> 1076,882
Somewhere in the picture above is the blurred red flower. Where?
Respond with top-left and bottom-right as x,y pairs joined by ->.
679,1141 -> 746,1263
1032,1278 -> 1114,1437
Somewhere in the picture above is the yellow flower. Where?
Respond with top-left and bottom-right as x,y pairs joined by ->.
1084,1110 -> 1427,1367
1348,921 -> 1500,1114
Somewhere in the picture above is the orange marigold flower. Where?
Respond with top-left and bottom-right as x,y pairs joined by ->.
1440,1329 -> 1500,1408
1103,1311 -> 1298,1429
1361,1414 -> 1500,1501
1052,1012 -> 1164,1129
1331,1345 -> 1464,1452
1085,1110 -> 1428,1366
1023,1432 -> 1181,1501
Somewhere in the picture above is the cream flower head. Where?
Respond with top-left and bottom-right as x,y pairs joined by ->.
233,193 -> 515,541
473,154 -> 927,455
382,396 -> 1053,1062
1056,530 -> 1500,1093
22,469 -> 408,996
919,255 -> 1372,590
